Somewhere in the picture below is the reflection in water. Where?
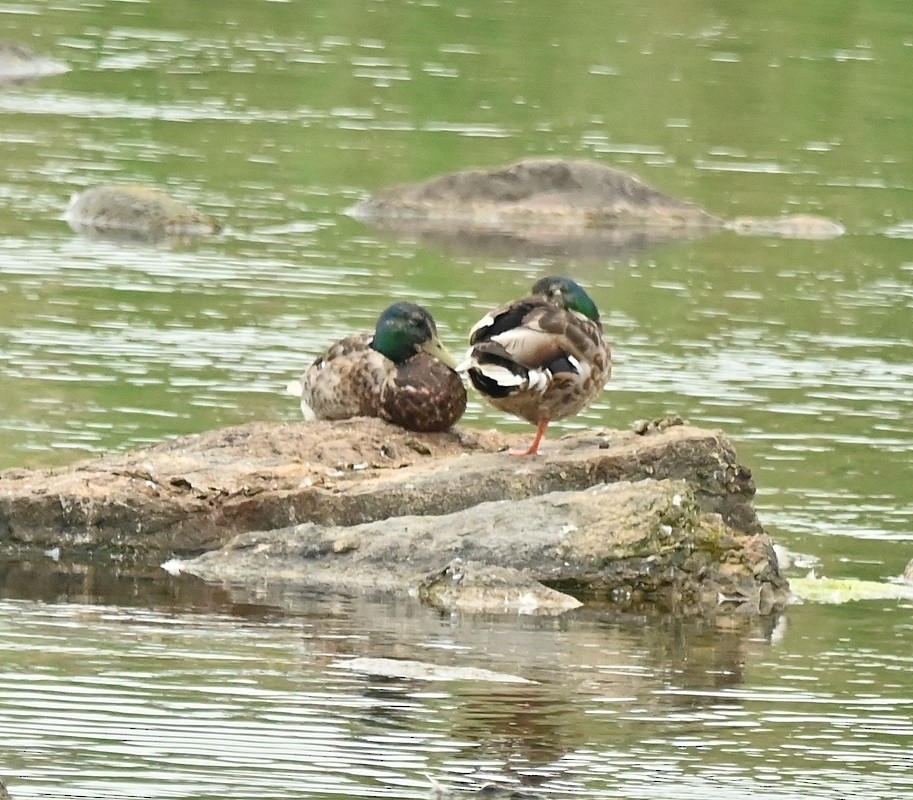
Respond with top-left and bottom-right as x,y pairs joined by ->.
2,584 -> 911,800
359,217 -> 711,261
0,558 -> 274,619
2,559 -> 781,797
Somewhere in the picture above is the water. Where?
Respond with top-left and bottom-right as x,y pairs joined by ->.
1,588 -> 912,799
1,0 -> 912,797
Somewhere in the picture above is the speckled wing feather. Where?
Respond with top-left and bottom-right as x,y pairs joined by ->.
298,332 -> 388,420
296,333 -> 466,431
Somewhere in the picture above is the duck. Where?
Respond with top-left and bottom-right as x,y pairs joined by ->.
287,301 -> 467,433
460,276 -> 612,455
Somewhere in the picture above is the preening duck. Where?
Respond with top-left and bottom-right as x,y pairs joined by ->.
287,302 -> 466,433
460,276 -> 611,455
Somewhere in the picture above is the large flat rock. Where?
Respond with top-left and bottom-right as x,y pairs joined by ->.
0,418 -> 789,616
0,419 -> 760,560
353,157 -> 722,229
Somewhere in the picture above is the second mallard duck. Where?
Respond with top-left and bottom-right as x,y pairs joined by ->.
287,302 -> 467,433
460,276 -> 612,455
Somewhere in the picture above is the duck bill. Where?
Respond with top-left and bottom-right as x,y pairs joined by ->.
421,336 -> 459,368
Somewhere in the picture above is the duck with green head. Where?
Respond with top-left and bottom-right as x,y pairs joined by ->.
288,302 -> 467,433
460,276 -> 612,455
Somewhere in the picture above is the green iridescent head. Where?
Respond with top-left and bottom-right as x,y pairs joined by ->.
531,276 -> 600,322
371,302 -> 458,367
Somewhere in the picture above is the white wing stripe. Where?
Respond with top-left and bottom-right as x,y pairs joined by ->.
475,364 -> 524,387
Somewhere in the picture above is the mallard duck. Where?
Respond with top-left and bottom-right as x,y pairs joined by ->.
460,276 -> 612,455
287,302 -> 467,433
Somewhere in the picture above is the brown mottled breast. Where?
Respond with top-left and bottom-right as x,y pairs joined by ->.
381,353 -> 467,432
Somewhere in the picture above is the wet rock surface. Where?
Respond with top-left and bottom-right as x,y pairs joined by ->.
418,559 -> 584,615
0,418 -> 787,616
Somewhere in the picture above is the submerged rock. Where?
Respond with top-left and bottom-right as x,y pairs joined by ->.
353,157 -> 722,231
65,184 -> 222,242
330,657 -> 535,684
0,40 -> 68,83
428,782 -> 545,800
351,157 -> 844,256
724,214 -> 845,239
789,575 -> 913,604
419,559 -> 584,615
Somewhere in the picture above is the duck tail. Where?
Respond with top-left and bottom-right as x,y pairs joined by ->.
464,342 -> 547,399
285,378 -> 317,422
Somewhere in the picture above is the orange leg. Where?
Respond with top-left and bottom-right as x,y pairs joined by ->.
510,418 -> 550,456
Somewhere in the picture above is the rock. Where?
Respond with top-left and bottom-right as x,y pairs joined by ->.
431,784 -> 544,800
724,214 -> 845,239
352,156 -> 722,231
183,477 -> 787,616
64,184 -> 222,242
419,559 -> 583,615
0,419 -> 760,559
0,418 -> 788,616
330,656 -> 535,684
351,157 -> 844,256
789,575 -> 913,604
0,40 -> 68,83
